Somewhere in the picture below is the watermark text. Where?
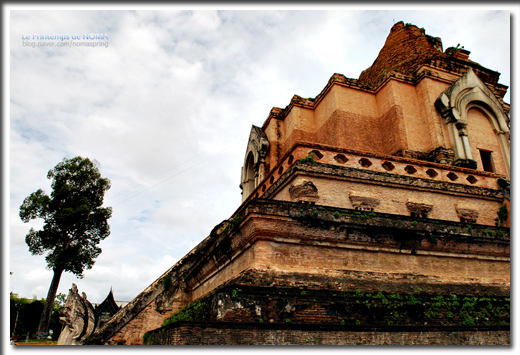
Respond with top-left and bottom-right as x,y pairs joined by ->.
21,33 -> 109,49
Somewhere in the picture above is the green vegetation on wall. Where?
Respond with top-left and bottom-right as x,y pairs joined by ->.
144,287 -> 509,344
222,214 -> 241,235
162,294 -> 212,327
495,205 -> 509,227
299,152 -> 316,164
163,275 -> 172,290
333,291 -> 510,326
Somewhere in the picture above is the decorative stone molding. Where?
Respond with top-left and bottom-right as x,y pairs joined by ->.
289,180 -> 319,203
455,203 -> 479,223
349,191 -> 380,212
241,126 -> 270,201
406,200 -> 433,218
156,284 -> 188,314
155,286 -> 175,313
435,69 -> 510,177
497,178 -> 510,201
427,147 -> 455,165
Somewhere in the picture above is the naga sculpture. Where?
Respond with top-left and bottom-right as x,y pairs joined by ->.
57,283 -> 96,345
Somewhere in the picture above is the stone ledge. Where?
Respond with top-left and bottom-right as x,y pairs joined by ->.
151,320 -> 510,333
231,269 -> 510,296
263,161 -> 505,201
242,199 -> 510,245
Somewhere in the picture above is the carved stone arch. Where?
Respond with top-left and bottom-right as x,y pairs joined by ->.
435,69 -> 510,178
240,125 -> 270,201
242,152 -> 256,199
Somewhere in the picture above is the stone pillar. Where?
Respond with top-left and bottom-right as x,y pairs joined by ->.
457,122 -> 473,160
497,131 -> 510,177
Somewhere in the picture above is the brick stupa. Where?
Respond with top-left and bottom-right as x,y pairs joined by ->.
89,22 -> 510,346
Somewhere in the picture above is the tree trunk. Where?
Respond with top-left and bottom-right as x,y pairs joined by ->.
37,267 -> 63,334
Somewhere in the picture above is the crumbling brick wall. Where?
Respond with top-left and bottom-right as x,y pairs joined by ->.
151,324 -> 510,345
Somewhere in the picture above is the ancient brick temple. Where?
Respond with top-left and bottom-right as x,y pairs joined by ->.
89,22 -> 510,345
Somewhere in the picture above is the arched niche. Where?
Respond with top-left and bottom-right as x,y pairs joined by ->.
435,69 -> 510,178
466,106 -> 507,176
240,126 -> 270,202
243,152 -> 256,198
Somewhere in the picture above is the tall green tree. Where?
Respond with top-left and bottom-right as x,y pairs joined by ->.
19,157 -> 112,334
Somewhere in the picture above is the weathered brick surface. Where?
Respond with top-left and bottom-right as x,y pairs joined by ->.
378,105 -> 407,155
275,172 -> 504,225
108,299 -> 181,345
260,157 -> 507,226
201,278 -> 508,326
145,269 -> 509,345
359,22 -> 445,87
230,268 -> 509,297
195,198 -> 509,300
414,78 -> 451,150
148,322 -> 509,345
316,110 -> 383,153
256,144 -> 505,201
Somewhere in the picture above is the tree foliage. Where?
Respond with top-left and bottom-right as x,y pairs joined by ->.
20,156 -> 112,278
19,156 -> 112,333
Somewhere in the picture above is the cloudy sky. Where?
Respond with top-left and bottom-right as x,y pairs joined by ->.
4,4 -> 516,320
